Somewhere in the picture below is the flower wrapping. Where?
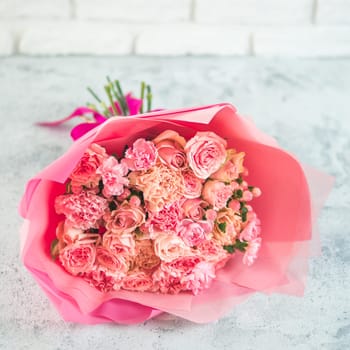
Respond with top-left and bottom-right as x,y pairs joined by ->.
19,103 -> 333,324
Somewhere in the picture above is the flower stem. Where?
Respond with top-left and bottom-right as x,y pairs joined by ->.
140,81 -> 146,113
104,84 -> 118,116
114,80 -> 128,115
146,85 -> 152,112
87,86 -> 110,116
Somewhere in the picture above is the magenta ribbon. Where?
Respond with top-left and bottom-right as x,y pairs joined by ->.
37,94 -> 142,140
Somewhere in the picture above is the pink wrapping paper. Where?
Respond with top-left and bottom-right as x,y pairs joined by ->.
19,103 -> 333,324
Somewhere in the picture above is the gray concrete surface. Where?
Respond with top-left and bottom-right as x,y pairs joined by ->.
0,57 -> 349,350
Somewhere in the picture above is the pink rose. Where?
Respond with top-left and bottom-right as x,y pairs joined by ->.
202,180 -> 232,210
176,219 -> 210,247
134,239 -> 160,270
122,271 -> 154,292
59,243 -> 96,276
205,209 -> 217,222
83,265 -> 123,292
182,168 -> 203,199
55,191 -> 108,230
185,131 -> 227,179
128,164 -> 184,212
102,232 -> 136,256
154,233 -> 190,262
116,188 -> 131,202
105,201 -> 146,234
146,201 -> 183,235
211,149 -> 245,182
182,198 -> 207,221
123,138 -> 157,171
70,143 -> 108,192
97,156 -> 129,197
96,246 -> 129,273
228,199 -> 240,212
153,130 -> 187,170
242,237 -> 262,266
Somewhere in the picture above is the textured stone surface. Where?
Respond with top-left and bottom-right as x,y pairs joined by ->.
0,56 -> 349,349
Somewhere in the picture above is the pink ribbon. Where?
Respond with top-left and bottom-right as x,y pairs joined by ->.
37,94 -> 142,140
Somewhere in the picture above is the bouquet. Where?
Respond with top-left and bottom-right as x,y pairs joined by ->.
19,79 -> 333,324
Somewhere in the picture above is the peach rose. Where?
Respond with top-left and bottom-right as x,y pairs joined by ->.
96,246 -> 129,274
213,208 -> 242,245
211,149 -> 245,182
70,143 -> 107,192
182,198 -> 207,221
59,243 -> 96,276
102,232 -> 136,256
154,233 -> 190,262
202,180 -> 233,210
153,130 -> 186,148
185,131 -> 227,179
133,239 -> 160,270
129,164 -> 184,212
122,271 -> 154,292
56,221 -> 100,249
153,130 -> 187,170
105,201 -> 146,234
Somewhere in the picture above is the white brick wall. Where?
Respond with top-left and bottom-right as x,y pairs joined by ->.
195,0 -> 314,25
0,0 -> 70,18
0,0 -> 350,56
75,0 -> 191,22
317,0 -> 350,25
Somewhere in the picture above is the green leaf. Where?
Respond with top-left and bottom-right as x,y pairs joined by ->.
234,189 -> 243,199
234,240 -> 248,252
236,177 -> 243,184
109,201 -> 117,211
218,222 -> 227,233
241,206 -> 248,222
223,245 -> 235,254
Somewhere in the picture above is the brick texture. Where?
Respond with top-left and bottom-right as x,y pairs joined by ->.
75,0 -> 191,22
317,0 -> 350,25
0,0 -> 70,18
19,22 -> 133,55
195,0 -> 313,25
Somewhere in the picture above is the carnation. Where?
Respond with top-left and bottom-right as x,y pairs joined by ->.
55,191 -> 108,230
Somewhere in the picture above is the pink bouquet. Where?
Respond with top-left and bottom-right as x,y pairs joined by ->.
19,81 -> 333,324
